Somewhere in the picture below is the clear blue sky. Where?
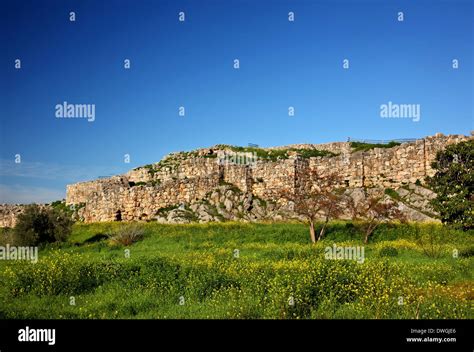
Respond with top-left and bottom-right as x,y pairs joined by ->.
0,0 -> 472,203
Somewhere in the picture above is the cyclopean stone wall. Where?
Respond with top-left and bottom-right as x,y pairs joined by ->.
309,133 -> 469,188
68,174 -> 221,222
1,132 -> 469,225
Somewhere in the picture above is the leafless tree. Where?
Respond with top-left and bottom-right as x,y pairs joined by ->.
347,190 -> 406,244
280,170 -> 345,243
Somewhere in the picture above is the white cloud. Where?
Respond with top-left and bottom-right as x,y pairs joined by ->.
0,159 -> 124,182
0,159 -> 129,204
0,184 -> 65,204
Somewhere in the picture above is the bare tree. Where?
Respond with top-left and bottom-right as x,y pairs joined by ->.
348,190 -> 406,244
317,189 -> 345,241
280,170 -> 344,243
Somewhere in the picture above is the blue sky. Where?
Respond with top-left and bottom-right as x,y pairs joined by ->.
0,0 -> 473,203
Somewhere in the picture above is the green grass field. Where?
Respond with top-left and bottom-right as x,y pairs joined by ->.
0,221 -> 472,319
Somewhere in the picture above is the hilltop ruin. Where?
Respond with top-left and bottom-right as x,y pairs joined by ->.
60,132 -> 470,224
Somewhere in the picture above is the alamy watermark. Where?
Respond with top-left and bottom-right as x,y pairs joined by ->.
324,244 -> 365,264
218,151 -> 258,168
18,326 -> 55,346
380,101 -> 420,122
0,244 -> 38,263
55,101 -> 95,122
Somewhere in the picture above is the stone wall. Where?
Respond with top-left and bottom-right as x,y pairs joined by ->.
251,159 -> 296,200
308,133 -> 468,188
222,163 -> 252,193
63,133 -> 470,223
126,157 -> 220,184
75,174 -> 221,222
66,176 -> 128,205
1,132 -> 470,225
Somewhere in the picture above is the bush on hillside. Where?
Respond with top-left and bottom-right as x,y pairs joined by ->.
427,140 -> 473,230
0,227 -> 15,246
108,224 -> 145,246
379,246 -> 398,257
13,204 -> 73,246
458,247 -> 474,258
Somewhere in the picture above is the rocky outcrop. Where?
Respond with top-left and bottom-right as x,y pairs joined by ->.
153,183 -> 440,224
155,184 -> 279,224
0,204 -> 54,228
0,205 -> 25,228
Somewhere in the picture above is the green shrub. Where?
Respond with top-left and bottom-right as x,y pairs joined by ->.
129,181 -> 147,187
0,227 -> 15,246
413,224 -> 445,258
51,200 -> 85,218
379,246 -> 398,257
384,188 -> 401,201
13,204 -> 73,246
458,247 -> 474,258
214,145 -> 336,161
350,141 -> 401,153
427,140 -> 473,230
156,205 -> 179,215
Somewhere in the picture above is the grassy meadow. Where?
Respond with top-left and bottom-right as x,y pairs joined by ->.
0,221 -> 472,319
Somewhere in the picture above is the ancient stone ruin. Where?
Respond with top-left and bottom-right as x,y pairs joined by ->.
61,132 -> 470,224
0,132 -> 470,227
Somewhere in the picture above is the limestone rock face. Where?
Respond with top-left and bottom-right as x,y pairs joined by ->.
153,184 -> 280,223
0,205 -> 25,228
147,183 -> 439,224
397,184 -> 437,214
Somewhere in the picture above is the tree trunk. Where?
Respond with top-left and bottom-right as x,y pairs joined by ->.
318,221 -> 328,241
309,220 -> 316,244
364,223 -> 375,244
